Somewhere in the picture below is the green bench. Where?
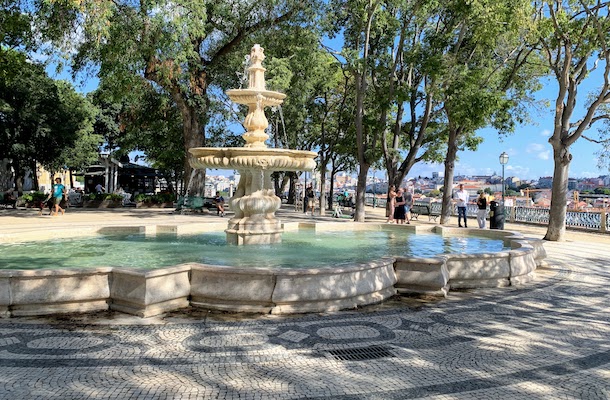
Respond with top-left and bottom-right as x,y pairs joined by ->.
175,196 -> 218,213
410,204 -> 440,222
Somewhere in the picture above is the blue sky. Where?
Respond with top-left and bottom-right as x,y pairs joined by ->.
50,55 -> 609,182
405,72 -> 609,181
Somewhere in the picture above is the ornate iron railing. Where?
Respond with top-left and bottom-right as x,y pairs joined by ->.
363,196 -> 608,233
513,207 -> 550,225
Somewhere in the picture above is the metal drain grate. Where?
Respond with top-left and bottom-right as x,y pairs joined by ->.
325,345 -> 395,361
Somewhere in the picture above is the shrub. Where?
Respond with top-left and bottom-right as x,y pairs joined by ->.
135,193 -> 176,203
86,193 -> 124,201
21,191 -> 47,203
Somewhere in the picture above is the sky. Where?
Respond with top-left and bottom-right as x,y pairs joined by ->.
48,52 -> 609,183
401,73 -> 609,182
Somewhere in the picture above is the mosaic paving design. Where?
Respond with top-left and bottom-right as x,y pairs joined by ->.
0,240 -> 609,399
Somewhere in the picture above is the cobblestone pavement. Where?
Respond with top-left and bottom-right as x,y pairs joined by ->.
1,208 -> 609,399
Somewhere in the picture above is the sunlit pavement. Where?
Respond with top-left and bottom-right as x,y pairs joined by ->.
1,206 -> 609,399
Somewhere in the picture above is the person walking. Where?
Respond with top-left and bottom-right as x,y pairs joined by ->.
386,185 -> 397,223
476,191 -> 487,229
51,177 -> 66,216
455,184 -> 469,228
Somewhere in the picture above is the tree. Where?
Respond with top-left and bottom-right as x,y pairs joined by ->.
90,81 -> 189,192
46,81 -> 101,186
304,54 -> 355,213
325,0 -> 393,221
538,0 -> 610,241
378,2 -> 448,191
431,0 -> 539,224
38,0 -> 320,195
0,52 -> 96,192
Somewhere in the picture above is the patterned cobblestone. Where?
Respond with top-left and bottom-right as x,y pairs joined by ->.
1,211 -> 609,399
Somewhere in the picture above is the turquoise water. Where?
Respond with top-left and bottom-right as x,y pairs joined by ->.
0,230 -> 507,270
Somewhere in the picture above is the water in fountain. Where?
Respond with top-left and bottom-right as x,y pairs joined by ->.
237,54 -> 251,89
0,229 -> 508,270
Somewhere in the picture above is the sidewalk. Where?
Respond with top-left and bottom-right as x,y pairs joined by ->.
1,205 -> 609,399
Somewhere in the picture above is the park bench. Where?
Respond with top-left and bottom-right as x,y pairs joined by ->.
410,204 -> 440,222
175,196 -> 219,213
332,203 -> 353,219
1,192 -> 17,209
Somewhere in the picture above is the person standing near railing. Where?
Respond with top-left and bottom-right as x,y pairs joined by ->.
393,188 -> 406,224
455,184 -> 469,228
404,187 -> 413,224
476,191 -> 488,229
386,185 -> 397,224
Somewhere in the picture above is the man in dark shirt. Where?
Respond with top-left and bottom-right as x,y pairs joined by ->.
305,185 -> 315,215
214,191 -> 225,217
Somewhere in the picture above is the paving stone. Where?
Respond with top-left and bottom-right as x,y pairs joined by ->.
1,210 -> 609,399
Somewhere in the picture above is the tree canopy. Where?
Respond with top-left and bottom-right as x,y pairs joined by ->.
0,50 -> 98,192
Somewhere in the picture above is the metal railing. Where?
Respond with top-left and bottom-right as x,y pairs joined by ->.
363,194 -> 608,233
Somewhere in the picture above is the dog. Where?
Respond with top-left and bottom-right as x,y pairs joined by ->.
37,198 -> 55,216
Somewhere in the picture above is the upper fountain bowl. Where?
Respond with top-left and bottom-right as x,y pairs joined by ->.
189,147 -> 317,172
226,89 -> 286,108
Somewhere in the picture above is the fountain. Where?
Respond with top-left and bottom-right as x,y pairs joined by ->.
189,44 -> 316,245
0,46 -> 547,318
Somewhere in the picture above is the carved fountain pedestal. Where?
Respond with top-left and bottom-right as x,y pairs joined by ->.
189,44 -> 316,245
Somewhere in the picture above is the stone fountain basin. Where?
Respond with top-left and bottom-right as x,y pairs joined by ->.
189,147 -> 317,171
226,88 -> 286,107
0,223 -> 545,318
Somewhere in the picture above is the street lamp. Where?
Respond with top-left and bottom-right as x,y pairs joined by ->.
499,152 -> 509,204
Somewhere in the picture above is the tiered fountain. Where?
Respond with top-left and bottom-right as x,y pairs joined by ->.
189,44 -> 317,245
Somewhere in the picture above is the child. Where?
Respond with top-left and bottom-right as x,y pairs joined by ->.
51,177 -> 66,216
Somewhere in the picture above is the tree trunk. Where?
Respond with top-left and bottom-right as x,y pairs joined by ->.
354,163 -> 370,222
181,103 -> 206,196
13,160 -> 23,195
328,169 -> 336,211
318,156 -> 328,216
544,143 -> 571,241
440,128 -> 459,225
287,172 -> 297,204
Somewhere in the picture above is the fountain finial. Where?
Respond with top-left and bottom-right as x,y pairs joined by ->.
248,44 -> 266,91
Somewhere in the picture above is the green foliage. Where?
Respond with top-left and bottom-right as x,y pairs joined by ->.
593,187 -> 610,195
134,193 -> 177,203
90,81 -> 185,179
0,51 -> 96,180
0,1 -> 34,51
86,193 -> 123,201
20,191 -> 47,203
36,0 -> 322,192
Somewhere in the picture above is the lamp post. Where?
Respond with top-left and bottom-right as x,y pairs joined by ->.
499,152 -> 509,204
